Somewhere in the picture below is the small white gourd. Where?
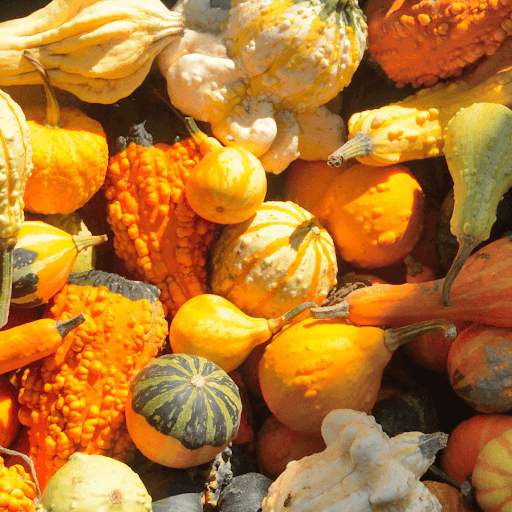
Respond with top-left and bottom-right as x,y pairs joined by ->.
262,409 -> 448,512
36,452 -> 152,512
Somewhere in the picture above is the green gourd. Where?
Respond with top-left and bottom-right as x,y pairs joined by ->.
441,103 -> 512,306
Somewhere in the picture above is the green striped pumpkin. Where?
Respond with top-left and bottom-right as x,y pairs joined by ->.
11,221 -> 107,307
126,354 -> 242,468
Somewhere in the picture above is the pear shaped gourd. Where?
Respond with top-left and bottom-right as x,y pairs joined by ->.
169,294 -> 315,373
442,103 -> 512,306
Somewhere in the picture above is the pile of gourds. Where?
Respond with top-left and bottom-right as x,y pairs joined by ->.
1,0 -> 512,511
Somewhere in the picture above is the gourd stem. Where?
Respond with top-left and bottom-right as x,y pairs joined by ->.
55,312 -> 86,338
72,234 -> 108,254
184,117 -> 223,155
23,50 -> 62,128
328,132 -> 373,167
418,432 -> 449,461
0,238 -> 15,329
268,301 -> 318,333
310,302 -> 349,319
0,445 -> 41,505
442,235 -> 479,307
384,319 -> 457,352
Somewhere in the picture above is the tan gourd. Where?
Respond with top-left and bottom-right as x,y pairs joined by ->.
169,294 -> 315,373
0,0 -> 184,104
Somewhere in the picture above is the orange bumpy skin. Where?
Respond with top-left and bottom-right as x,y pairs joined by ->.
366,0 -> 512,87
0,457 -> 37,512
105,140 -> 217,317
17,272 -> 168,490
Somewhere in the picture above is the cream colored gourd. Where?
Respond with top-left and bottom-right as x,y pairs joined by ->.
169,294 -> 315,372
0,0 -> 184,104
0,89 -> 33,328
441,103 -> 512,306
262,409 -> 448,512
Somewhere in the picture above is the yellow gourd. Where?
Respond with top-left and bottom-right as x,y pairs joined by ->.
259,317 -> 456,435
169,294 -> 316,372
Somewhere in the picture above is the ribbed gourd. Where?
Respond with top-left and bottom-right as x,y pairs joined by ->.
11,221 -> 107,307
105,134 -> 216,318
210,201 -> 338,319
17,270 -> 168,490
125,354 -> 242,468
441,103 -> 512,306
0,0 -> 184,103
0,89 -> 33,328
328,35 -> 512,167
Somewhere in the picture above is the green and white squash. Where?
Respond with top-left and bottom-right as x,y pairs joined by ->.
36,452 -> 152,512
125,354 -> 242,468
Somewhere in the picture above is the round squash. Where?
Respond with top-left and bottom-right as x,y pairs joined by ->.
210,201 -> 338,319
125,354 -> 242,468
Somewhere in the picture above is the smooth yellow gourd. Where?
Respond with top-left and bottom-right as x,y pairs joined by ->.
441,103 -> 512,306
169,294 -> 315,373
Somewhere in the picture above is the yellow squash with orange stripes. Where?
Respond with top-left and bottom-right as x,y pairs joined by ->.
210,201 -> 338,319
11,221 -> 107,307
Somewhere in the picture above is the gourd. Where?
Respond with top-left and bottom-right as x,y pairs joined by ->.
261,408 -> 448,512
312,162 -> 424,268
10,221 -> 107,307
365,0 -> 512,88
157,0 -> 366,173
327,35 -> 512,167
0,375 -> 21,448
105,127 -> 217,318
0,89 -> 33,328
0,0 -> 184,104
37,452 -> 152,512
311,235 -> 512,327
423,481 -> 478,512
169,294 -> 316,373
125,354 -> 242,468
0,312 -> 85,374
440,414 -> 512,484
21,52 -> 109,215
152,494 -> 203,512
258,316 -> 455,434
183,118 -> 267,225
441,103 -> 512,306
210,201 -> 338,319
217,473 -> 273,512
18,270 -> 168,490
447,323 -> 512,413
0,452 -> 38,512
472,428 -> 512,512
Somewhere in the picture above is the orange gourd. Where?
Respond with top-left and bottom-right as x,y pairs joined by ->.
184,118 -> 267,225
22,51 -> 108,215
258,316 -> 455,434
423,481 -> 478,512
105,130 -> 217,318
440,414 -> 512,484
0,376 -> 20,449
313,163 -> 424,268
311,235 -> 512,327
366,0 -> 512,88
0,452 -> 38,512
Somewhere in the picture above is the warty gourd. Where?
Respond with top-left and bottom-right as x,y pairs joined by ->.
261,409 -> 448,512
0,0 -> 184,104
157,0 -> 367,173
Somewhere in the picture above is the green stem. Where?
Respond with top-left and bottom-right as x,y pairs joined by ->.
384,318 -> 457,352
328,131 -> 373,167
184,117 -> 209,146
268,301 -> 318,333
72,234 -> 108,254
442,235 -> 479,307
0,238 -> 15,329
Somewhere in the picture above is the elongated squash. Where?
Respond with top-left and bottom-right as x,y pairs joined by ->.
328,35 -> 512,167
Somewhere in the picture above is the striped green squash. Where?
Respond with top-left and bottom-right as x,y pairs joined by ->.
126,353 -> 242,468
11,221 -> 107,307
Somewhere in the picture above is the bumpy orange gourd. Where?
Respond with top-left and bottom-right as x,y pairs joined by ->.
366,0 -> 512,88
258,316 -> 455,434
105,138 -> 217,318
22,52 -> 108,215
313,163 -> 424,268
0,454 -> 38,512
17,270 -> 168,490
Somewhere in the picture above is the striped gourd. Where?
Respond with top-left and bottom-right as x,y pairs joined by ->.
11,221 -> 107,307
210,201 -> 338,319
125,354 -> 242,468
